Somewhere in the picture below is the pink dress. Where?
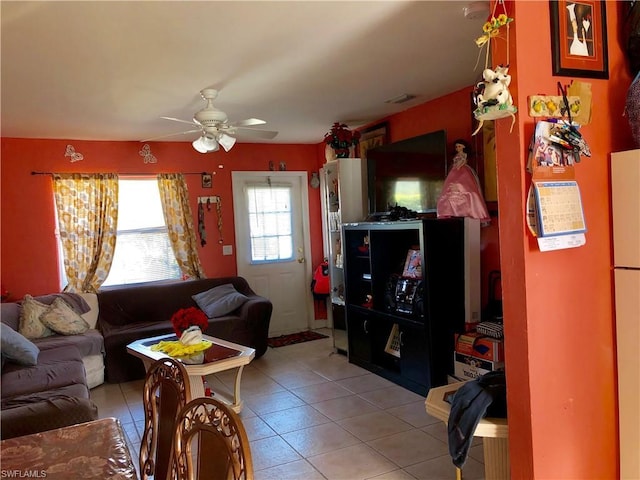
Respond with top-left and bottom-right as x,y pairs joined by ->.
437,163 -> 490,223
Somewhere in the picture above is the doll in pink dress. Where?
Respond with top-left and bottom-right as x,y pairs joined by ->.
437,140 -> 490,224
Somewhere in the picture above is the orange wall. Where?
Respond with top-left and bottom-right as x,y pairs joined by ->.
0,139 -> 324,298
1,87 -> 498,303
496,2 -> 634,478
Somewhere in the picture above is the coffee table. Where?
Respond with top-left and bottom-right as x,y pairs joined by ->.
127,333 -> 255,413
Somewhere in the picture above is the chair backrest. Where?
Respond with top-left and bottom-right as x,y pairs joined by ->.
172,397 -> 253,480
140,358 -> 191,480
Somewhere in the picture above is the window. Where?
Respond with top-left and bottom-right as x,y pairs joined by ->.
246,184 -> 293,263
57,179 -> 181,288
103,179 -> 181,286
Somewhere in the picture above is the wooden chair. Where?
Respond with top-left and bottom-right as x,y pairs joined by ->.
172,397 -> 253,480
140,358 -> 192,480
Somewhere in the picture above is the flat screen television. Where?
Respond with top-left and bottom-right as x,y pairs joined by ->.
367,129 -> 448,215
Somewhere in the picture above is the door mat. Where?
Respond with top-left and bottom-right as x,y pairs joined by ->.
267,330 -> 329,348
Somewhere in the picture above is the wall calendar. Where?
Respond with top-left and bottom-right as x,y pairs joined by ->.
533,180 -> 586,237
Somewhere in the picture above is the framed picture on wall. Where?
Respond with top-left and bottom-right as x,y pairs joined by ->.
201,173 -> 213,188
549,0 -> 609,79
357,122 -> 389,162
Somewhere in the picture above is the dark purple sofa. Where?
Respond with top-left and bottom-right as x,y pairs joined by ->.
97,277 -> 272,383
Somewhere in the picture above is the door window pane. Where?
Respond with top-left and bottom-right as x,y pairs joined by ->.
246,185 -> 293,262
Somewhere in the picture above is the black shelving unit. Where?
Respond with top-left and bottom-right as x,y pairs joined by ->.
343,218 -> 479,396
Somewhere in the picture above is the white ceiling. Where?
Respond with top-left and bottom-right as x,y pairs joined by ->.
1,1 -> 489,145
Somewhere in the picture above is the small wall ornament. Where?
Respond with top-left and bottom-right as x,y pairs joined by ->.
64,144 -> 84,162
139,144 -> 157,164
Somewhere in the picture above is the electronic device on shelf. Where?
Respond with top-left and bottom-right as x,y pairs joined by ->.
394,278 -> 423,315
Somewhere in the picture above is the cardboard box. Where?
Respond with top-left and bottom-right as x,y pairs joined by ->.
454,352 -> 504,381
455,332 -> 504,362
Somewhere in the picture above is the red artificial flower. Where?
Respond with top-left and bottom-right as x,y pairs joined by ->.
324,122 -> 361,150
170,307 -> 208,337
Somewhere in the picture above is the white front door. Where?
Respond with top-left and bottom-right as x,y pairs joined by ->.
232,171 -> 313,337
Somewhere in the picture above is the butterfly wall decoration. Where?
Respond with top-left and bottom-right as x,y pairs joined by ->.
64,144 -> 84,162
139,144 -> 157,164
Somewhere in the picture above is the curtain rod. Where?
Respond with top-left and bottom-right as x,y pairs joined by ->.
31,171 -> 210,176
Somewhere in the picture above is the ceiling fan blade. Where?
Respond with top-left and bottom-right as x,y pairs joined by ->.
230,118 -> 267,127
235,127 -> 279,140
161,116 -> 198,126
140,129 -> 201,142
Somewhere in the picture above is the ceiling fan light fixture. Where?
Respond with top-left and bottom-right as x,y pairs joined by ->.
218,133 -> 237,152
192,135 -> 219,153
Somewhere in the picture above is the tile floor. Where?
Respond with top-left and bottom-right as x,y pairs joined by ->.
90,329 -> 485,480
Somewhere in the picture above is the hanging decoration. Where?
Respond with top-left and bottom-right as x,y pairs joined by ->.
139,144 -> 157,164
198,201 -> 207,247
471,1 -> 517,136
196,196 -> 223,246
64,144 -> 84,163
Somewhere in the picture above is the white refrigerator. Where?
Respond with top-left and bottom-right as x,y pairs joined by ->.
611,149 -> 640,479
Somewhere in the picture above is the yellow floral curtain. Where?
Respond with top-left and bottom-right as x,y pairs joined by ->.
53,173 -> 119,293
157,173 -> 205,279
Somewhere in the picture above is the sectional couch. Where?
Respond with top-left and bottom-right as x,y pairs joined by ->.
0,293 -> 101,439
0,276 -> 272,438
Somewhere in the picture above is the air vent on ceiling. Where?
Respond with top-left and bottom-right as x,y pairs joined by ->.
385,94 -> 417,105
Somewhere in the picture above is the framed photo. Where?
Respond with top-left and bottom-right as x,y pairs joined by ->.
402,249 -> 422,279
201,173 -> 212,189
549,1 -> 608,79
358,122 -> 389,162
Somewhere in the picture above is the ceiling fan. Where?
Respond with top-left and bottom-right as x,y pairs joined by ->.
143,88 -> 278,153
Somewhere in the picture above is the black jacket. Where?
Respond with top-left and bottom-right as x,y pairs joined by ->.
447,371 -> 507,468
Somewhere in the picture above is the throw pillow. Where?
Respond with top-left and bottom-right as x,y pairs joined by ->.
0,323 -> 40,366
39,297 -> 90,335
192,283 -> 249,318
18,295 -> 55,339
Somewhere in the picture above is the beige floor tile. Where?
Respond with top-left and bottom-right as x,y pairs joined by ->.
250,436 -> 303,471
119,379 -> 144,394
311,394 -> 381,421
290,381 -> 352,404
281,422 -> 361,457
261,405 -> 332,435
238,404 -> 257,419
128,403 -> 145,423
336,373 -> 396,394
252,356 -> 309,376
421,421 -> 449,444
255,459 -> 326,480
367,469 -> 417,480
316,362 -> 371,381
245,390 -> 306,416
242,415 -> 277,441
467,443 -> 485,464
337,411 -> 414,442
367,429 -> 449,467
404,453 -> 485,480
386,401 -> 437,429
218,370 -> 286,397
96,403 -> 136,423
307,443 -> 397,480
270,370 -> 330,390
358,385 -> 425,409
